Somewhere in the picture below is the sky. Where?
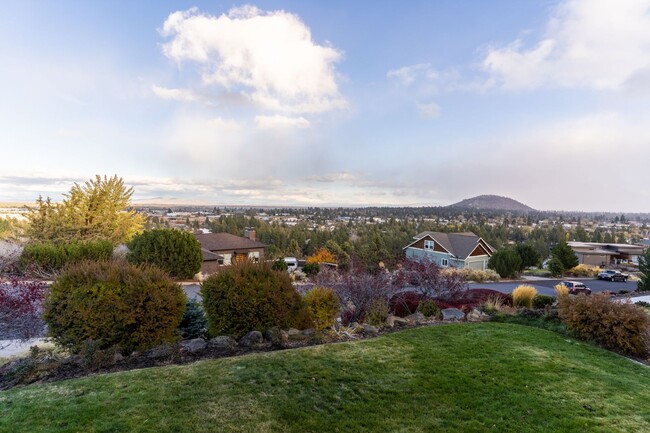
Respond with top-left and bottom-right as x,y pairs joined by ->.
1,0 -> 649,212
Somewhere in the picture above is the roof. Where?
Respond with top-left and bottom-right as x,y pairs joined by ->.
196,232 -> 266,252
409,231 -> 494,259
201,249 -> 224,262
568,241 -> 645,254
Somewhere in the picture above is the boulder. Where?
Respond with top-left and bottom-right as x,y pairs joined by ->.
208,336 -> 237,351
112,353 -> 125,363
302,328 -> 316,337
466,308 -> 488,322
264,327 -> 283,346
405,312 -> 425,324
181,338 -> 207,354
441,308 -> 465,321
286,328 -> 305,341
386,315 -> 408,327
238,331 -> 264,348
361,324 -> 379,335
146,344 -> 174,359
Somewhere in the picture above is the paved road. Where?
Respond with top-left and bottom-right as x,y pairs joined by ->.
469,278 -> 638,297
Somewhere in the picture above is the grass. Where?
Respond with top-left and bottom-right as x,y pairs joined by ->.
1,323 -> 650,433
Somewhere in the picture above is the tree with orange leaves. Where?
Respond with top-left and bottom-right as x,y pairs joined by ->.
306,248 -> 337,264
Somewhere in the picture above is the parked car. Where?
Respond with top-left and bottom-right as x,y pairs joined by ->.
597,270 -> 629,282
562,281 -> 592,295
284,257 -> 298,273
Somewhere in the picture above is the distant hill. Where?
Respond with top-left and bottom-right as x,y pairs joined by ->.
449,195 -> 535,212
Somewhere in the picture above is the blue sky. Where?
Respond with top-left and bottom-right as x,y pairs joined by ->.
1,0 -> 649,211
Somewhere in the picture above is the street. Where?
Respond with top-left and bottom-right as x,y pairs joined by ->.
469,278 -> 638,297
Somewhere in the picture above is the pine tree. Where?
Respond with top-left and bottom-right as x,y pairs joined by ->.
551,240 -> 579,271
638,248 -> 650,292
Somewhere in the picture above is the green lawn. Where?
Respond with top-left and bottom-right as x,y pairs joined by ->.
1,323 -> 649,433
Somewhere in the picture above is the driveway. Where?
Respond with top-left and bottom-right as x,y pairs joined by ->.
469,278 -> 638,297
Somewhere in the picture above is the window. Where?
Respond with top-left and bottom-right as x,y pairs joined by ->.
441,258 -> 449,267
424,240 -> 434,250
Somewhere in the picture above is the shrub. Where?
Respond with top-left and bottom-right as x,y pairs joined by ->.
635,301 -> 650,308
178,299 -> 208,339
482,294 -> 507,315
558,293 -> 650,357
567,264 -> 600,278
272,259 -> 288,272
389,291 -> 422,317
450,268 -> 500,283
365,299 -> 389,326
512,285 -> 537,308
127,229 -> 202,279
0,279 -> 47,342
303,287 -> 340,330
618,289 -> 629,295
20,240 -> 113,275
43,261 -> 186,353
201,261 -> 311,338
532,295 -> 555,309
488,249 -> 522,278
547,257 -> 565,277
417,299 -> 440,319
303,262 -> 320,276
554,283 -> 569,298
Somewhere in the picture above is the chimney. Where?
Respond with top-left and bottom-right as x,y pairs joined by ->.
244,227 -> 256,241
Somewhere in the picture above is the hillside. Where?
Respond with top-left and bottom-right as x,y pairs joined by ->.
449,195 -> 535,212
2,323 -> 649,432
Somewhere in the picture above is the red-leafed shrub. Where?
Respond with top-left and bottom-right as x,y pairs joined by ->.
0,279 -> 47,342
389,291 -> 423,317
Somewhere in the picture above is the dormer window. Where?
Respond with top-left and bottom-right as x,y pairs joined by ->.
424,240 -> 434,250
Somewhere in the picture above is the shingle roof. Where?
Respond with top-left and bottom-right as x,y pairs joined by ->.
201,248 -> 224,262
412,231 -> 493,259
196,233 -> 266,252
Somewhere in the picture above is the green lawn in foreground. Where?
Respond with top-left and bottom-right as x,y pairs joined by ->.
1,323 -> 649,433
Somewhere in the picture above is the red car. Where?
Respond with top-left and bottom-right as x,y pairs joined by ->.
562,281 -> 592,295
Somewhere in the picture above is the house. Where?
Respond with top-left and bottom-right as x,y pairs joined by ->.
403,231 -> 495,270
568,242 -> 646,266
195,228 -> 266,274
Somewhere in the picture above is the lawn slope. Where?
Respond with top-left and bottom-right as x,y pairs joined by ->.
1,323 -> 649,433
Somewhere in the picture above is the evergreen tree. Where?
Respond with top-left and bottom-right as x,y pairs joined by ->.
488,249 -> 522,278
551,240 -> 579,271
515,243 -> 541,269
638,248 -> 650,292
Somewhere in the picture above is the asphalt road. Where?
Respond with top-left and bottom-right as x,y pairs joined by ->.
469,278 -> 638,297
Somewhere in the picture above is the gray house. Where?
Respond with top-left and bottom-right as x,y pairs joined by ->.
404,231 -> 495,270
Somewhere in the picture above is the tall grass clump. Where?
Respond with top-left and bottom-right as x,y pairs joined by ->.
554,283 -> 569,298
512,285 -> 537,308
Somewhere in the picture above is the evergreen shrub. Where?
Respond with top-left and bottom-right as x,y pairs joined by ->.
43,261 -> 186,353
127,229 -> 202,279
201,261 -> 311,338
20,240 -> 113,274
303,287 -> 340,330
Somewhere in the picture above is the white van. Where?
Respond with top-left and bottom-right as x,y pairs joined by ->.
284,257 -> 298,273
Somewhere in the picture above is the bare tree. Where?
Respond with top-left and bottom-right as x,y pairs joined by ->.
0,279 -> 47,349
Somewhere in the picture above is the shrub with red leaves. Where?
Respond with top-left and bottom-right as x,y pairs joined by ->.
0,279 -> 47,344
389,291 -> 423,317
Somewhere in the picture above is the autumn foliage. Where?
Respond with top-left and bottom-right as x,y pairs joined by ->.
306,248 -> 337,264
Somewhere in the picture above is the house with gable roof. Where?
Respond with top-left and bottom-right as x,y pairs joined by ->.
196,228 -> 266,275
403,231 -> 495,270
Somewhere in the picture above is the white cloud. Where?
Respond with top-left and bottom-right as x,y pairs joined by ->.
387,64 -> 437,85
151,85 -> 198,102
255,115 -> 310,129
417,102 -> 441,118
159,6 -> 346,114
483,0 -> 650,90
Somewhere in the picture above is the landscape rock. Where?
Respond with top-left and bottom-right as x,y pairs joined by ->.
208,336 -> 237,351
286,328 -> 306,341
466,308 -> 489,322
302,328 -> 316,337
441,308 -> 465,321
181,338 -> 207,354
146,344 -> 174,359
386,315 -> 408,327
361,324 -> 379,335
238,331 -> 264,348
264,327 -> 283,346
112,353 -> 125,363
405,312 -> 425,324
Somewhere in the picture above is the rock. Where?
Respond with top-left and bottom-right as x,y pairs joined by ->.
405,312 -> 425,324
386,315 -> 408,327
264,327 -> 283,346
302,328 -> 316,337
441,308 -> 465,321
361,324 -> 379,335
146,344 -> 174,359
466,308 -> 488,322
208,336 -> 237,351
286,328 -> 305,341
112,353 -> 125,363
239,331 -> 264,348
181,338 -> 207,353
